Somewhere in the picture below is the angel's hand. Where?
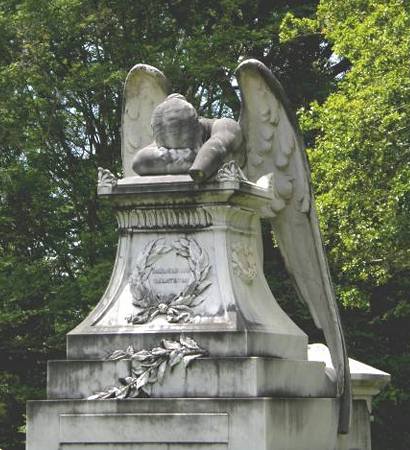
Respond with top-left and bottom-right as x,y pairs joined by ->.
189,136 -> 227,182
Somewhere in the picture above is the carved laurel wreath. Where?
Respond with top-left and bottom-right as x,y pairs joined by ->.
126,237 -> 211,324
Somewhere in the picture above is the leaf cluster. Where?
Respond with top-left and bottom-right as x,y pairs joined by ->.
88,335 -> 206,400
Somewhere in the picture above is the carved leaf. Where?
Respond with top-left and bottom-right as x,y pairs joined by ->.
199,265 -> 211,282
182,281 -> 197,298
119,377 -> 134,386
189,240 -> 201,262
136,371 -> 150,390
132,350 -> 152,361
126,345 -> 135,355
180,335 -> 200,350
87,392 -> 107,400
169,350 -> 184,368
157,360 -> 168,384
107,350 -> 128,361
151,347 -> 168,356
158,245 -> 173,254
132,366 -> 145,376
195,281 -> 212,296
162,340 -> 182,351
148,371 -> 158,383
172,304 -> 193,312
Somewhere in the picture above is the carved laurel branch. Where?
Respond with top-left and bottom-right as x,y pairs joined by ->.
215,160 -> 248,182
87,336 -> 207,400
126,237 -> 211,324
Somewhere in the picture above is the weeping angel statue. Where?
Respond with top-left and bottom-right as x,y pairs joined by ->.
121,59 -> 351,433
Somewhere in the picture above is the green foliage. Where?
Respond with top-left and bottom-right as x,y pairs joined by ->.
296,1 -> 410,448
279,12 -> 318,43
0,0 -> 408,449
0,2 -> 326,448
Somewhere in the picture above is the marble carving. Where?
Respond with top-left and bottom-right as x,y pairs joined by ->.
26,59 -> 389,450
126,236 -> 211,324
87,335 -> 207,400
232,242 -> 257,284
119,59 -> 351,433
215,160 -> 248,182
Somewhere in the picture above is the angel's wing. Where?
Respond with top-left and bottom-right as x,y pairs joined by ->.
121,64 -> 169,176
236,59 -> 351,434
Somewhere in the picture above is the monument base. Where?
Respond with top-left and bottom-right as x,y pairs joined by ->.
46,356 -> 336,400
27,350 -> 390,450
27,397 -> 340,450
27,396 -> 383,450
26,178 -> 390,450
66,330 -> 307,361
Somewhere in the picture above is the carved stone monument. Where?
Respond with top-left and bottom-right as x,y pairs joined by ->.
26,60 -> 389,450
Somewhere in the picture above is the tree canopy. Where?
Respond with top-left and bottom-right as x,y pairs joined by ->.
0,1 -> 408,449
302,2 -> 410,445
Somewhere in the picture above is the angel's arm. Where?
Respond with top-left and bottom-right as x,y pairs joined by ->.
189,118 -> 244,182
133,143 -> 196,176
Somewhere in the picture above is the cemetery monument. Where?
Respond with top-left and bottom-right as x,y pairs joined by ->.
26,59 -> 389,450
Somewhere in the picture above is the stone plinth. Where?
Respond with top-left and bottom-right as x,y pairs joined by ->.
27,397 -> 340,450
47,357 -> 336,400
28,347 -> 390,450
68,175 -> 307,361
309,344 -> 391,450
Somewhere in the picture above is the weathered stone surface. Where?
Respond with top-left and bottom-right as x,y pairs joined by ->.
337,400 -> 371,450
67,330 -> 307,361
60,412 -> 229,443
59,445 -> 227,450
118,61 -> 352,423
47,359 -> 131,399
27,397 -> 339,450
47,357 -> 336,400
309,343 -> 391,406
71,178 -> 308,361
309,344 -> 391,450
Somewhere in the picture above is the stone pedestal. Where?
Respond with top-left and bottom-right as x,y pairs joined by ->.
27,351 -> 389,450
67,175 -> 307,361
26,175 -> 389,450
27,398 -> 340,450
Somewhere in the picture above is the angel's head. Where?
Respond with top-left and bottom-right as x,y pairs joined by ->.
151,94 -> 202,150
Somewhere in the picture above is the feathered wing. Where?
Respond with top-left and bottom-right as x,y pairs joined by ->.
236,59 -> 351,434
121,64 -> 169,176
